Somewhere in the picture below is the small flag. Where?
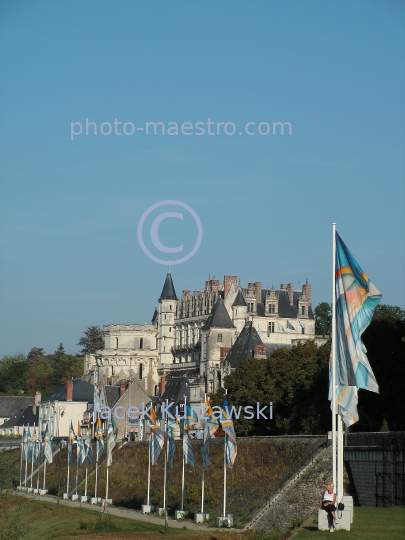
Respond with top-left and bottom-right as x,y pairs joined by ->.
85,437 -> 93,464
22,427 -> 28,461
286,320 -> 295,331
184,404 -> 198,429
106,418 -> 116,466
167,407 -> 177,469
77,436 -> 86,466
149,405 -> 164,465
68,421 -> 75,465
297,317 -> 306,329
93,371 -> 100,418
182,430 -> 195,467
202,397 -> 218,470
277,322 -> 285,333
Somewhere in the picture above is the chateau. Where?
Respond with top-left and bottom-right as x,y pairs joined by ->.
84,271 -> 315,395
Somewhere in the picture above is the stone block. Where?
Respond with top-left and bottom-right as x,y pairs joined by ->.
63,493 -> 71,500
175,510 -> 189,520
341,496 -> 354,523
80,495 -> 90,503
100,498 -> 112,506
194,513 -> 209,523
39,489 -> 48,495
71,494 -> 80,501
216,514 -> 233,528
141,504 -> 154,514
90,497 -> 99,505
318,508 -> 351,531
158,507 -> 167,517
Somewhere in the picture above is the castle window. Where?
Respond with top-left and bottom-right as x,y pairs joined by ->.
268,322 -> 275,335
302,327 -> 305,335
115,337 -> 118,349
209,381 -> 214,392
217,333 -> 223,342
140,338 -> 143,349
302,306 -> 306,315
170,305 -> 172,310
139,363 -> 143,379
169,327 -> 172,332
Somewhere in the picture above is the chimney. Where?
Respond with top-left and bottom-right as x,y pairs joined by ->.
254,344 -> 267,359
119,381 -> 126,397
220,347 -> 231,364
280,284 -> 287,290
34,391 -> 41,407
223,276 -> 238,298
107,377 -> 112,385
66,379 -> 73,402
160,373 -> 166,394
287,283 -> 294,305
253,282 -> 262,302
302,280 -> 311,302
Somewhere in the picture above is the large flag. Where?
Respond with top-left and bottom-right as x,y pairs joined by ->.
277,322 -> 285,333
22,427 -> 28,461
95,415 -> 104,460
182,429 -> 195,467
106,418 -> 117,466
221,398 -> 237,468
149,406 -> 164,465
77,436 -> 86,466
44,426 -> 53,464
202,397 -> 218,470
26,427 -> 33,462
167,407 -> 177,469
68,421 -> 75,465
297,317 -> 306,329
93,371 -> 100,417
184,404 -> 198,429
85,437 -> 93,464
335,232 -> 381,392
286,319 -> 295,331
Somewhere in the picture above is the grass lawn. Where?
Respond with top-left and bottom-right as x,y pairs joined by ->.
294,507 -> 405,539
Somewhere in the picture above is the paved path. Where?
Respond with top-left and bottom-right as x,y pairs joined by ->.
13,490 -> 224,532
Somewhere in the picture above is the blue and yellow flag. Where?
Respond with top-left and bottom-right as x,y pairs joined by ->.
77,436 -> 86,466
95,415 -> 104,460
149,405 -> 164,465
106,418 -> 117,466
184,404 -> 198,430
68,421 -> 75,465
44,425 -> 53,464
182,430 -> 195,467
202,397 -> 218,470
167,407 -> 177,469
335,232 -> 381,392
221,398 -> 237,468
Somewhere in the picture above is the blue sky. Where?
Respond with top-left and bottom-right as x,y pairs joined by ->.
1,1 -> 404,357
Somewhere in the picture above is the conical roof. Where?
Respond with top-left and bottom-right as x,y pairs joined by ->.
225,322 -> 264,369
203,297 -> 235,330
232,289 -> 247,307
159,270 -> 177,301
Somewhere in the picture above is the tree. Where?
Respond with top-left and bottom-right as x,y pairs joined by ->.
314,302 -> 332,337
372,304 -> 405,322
27,347 -> 45,363
77,326 -> 104,355
0,354 -> 28,394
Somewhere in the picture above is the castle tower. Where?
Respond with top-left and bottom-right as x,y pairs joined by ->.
157,269 -> 178,370
231,289 -> 248,334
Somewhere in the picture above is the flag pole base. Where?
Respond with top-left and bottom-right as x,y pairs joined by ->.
90,497 -> 101,505
100,498 -> 112,506
63,492 -> 71,500
27,488 -> 34,494
216,515 -> 233,528
141,504 -> 154,514
175,510 -> 189,520
158,507 -> 167,517
39,489 -> 48,495
194,513 -> 209,523
80,495 -> 90,503
71,494 -> 80,501
33,489 -> 40,494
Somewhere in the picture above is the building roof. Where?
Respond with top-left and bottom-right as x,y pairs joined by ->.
241,288 -> 314,319
203,297 -> 235,330
2,404 -> 39,428
159,270 -> 178,301
232,289 -> 247,307
225,322 -> 264,369
103,385 -> 121,409
44,379 -> 94,403
160,377 -> 189,406
0,396 -> 35,418
151,307 -> 158,324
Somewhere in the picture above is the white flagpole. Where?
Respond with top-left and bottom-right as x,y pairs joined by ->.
337,415 -> 344,501
201,465 -> 205,515
181,395 -> 186,511
223,432 -> 227,517
66,445 -> 70,495
146,434 -> 151,505
36,440 -> 41,491
95,452 -> 99,499
85,459 -> 88,497
105,461 -> 109,500
19,425 -> 24,489
332,222 -> 337,490
43,459 -> 47,490
201,394 -> 206,516
75,445 -> 79,495
163,399 -> 169,534
24,424 -> 29,488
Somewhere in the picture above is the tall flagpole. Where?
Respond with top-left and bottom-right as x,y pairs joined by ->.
66,445 -> 70,495
24,424 -> 29,488
75,444 -> 79,495
94,453 -> 99,499
146,433 -> 151,505
30,424 -> 35,489
223,432 -> 227,517
163,399 -> 169,535
181,395 -> 186,511
36,439 -> 41,491
201,395 -> 206,516
337,414 -> 344,501
19,425 -> 24,489
332,222 -> 337,490
43,459 -> 47,491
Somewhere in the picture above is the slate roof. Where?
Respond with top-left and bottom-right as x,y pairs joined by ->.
159,270 -> 178,300
225,322 -> 264,369
232,289 -> 247,307
44,379 -> 94,403
0,396 -> 35,418
203,297 -> 235,330
2,404 -> 39,428
160,377 -> 189,406
241,288 -> 314,319
103,385 -> 121,408
151,307 -> 158,324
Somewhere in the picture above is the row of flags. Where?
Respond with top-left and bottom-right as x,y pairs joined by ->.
148,396 -> 237,469
266,318 -> 306,335
22,425 -> 53,464
66,416 -> 118,466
